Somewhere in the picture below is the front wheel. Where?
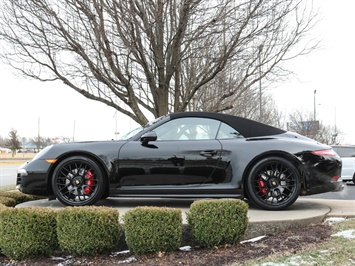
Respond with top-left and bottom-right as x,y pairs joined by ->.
245,157 -> 301,210
51,156 -> 106,206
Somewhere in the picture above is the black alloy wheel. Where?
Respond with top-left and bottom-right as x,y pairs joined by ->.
246,157 -> 301,210
52,156 -> 106,206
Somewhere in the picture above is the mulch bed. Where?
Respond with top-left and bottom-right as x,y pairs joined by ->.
0,223 -> 332,265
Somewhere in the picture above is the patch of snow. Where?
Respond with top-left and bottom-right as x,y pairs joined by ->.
254,255 -> 322,266
324,217 -> 346,224
51,256 -> 73,261
331,229 -> 355,239
240,235 -> 267,243
55,258 -> 93,266
254,262 -> 289,266
110,250 -> 130,257
319,249 -> 330,253
179,246 -> 192,251
51,257 -> 66,261
117,256 -> 137,264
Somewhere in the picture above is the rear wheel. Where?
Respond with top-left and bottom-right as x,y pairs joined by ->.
246,157 -> 301,210
52,156 -> 106,206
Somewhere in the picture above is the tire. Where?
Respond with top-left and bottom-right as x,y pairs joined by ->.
245,157 -> 301,210
352,173 -> 355,184
51,156 -> 106,206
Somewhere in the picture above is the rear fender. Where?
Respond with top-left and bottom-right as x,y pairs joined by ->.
242,151 -> 305,197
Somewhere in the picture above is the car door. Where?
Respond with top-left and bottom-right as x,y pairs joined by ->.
333,146 -> 355,181
117,117 -> 223,187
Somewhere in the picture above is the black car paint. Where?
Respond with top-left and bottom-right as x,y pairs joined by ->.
17,141 -> 124,196
16,112 -> 342,207
295,150 -> 342,195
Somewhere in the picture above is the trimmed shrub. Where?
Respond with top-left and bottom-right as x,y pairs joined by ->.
123,207 -> 182,254
0,196 -> 16,207
56,206 -> 122,255
0,191 -> 46,205
0,207 -> 58,260
187,199 -> 248,247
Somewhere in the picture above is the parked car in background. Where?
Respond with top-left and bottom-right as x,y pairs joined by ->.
331,145 -> 355,183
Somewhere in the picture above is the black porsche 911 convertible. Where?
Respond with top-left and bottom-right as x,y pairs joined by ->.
17,112 -> 343,210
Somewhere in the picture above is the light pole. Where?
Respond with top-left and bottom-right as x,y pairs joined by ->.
318,103 -> 337,143
72,120 -> 76,142
313,90 -> 317,121
332,105 -> 337,144
113,111 -> 119,140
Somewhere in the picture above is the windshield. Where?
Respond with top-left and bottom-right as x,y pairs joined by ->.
119,115 -> 167,140
120,126 -> 143,140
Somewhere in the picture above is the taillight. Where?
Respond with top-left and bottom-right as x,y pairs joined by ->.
331,175 -> 340,181
311,150 -> 337,156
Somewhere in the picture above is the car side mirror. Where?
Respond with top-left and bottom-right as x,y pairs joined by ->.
140,131 -> 157,146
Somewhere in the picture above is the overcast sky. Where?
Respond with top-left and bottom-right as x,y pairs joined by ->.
0,0 -> 354,144
271,0 -> 355,144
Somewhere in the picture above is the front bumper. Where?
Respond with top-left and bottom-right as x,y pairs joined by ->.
16,160 -> 51,196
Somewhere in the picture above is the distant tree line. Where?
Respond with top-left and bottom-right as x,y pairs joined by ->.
0,130 -> 71,157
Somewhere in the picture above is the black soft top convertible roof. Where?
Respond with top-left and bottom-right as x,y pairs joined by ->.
170,112 -> 286,138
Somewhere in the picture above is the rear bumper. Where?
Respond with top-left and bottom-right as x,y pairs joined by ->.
301,180 -> 344,195
297,151 -> 342,196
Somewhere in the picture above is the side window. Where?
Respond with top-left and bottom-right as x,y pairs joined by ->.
153,117 -> 220,140
217,123 -> 243,139
336,147 -> 355,157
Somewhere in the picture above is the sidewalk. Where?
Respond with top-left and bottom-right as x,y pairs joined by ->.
301,198 -> 355,217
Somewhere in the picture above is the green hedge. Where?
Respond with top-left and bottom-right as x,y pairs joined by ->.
187,199 -> 248,247
0,192 -> 250,259
123,206 -> 182,254
0,191 -> 46,205
56,206 -> 122,255
0,207 -> 58,260
0,196 -> 16,207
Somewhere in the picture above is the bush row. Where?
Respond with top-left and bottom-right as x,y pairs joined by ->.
0,192 -> 249,260
0,191 -> 46,207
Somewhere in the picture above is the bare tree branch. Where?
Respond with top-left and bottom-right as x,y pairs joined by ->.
287,109 -> 341,144
0,0 -> 319,125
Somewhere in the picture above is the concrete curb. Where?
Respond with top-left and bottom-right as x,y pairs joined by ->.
300,198 -> 355,218
244,199 -> 330,239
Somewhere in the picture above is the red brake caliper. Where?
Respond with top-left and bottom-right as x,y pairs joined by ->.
257,177 -> 267,195
84,171 -> 94,195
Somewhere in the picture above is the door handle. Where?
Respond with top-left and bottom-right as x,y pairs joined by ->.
200,150 -> 218,158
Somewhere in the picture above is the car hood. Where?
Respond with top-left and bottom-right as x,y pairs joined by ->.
31,140 -> 127,161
